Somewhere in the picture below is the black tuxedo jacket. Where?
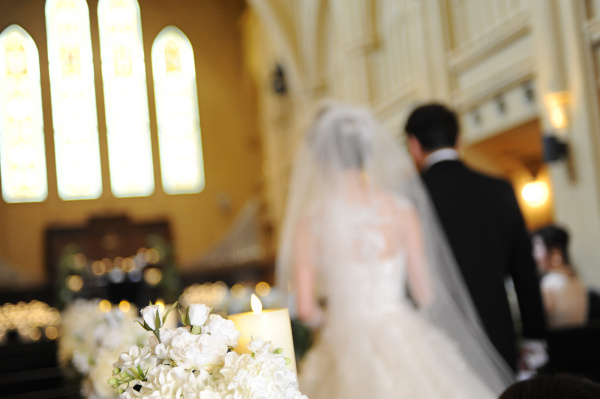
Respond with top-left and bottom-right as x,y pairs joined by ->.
421,159 -> 546,370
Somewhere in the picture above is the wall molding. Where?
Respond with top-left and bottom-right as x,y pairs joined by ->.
584,17 -> 600,46
453,57 -> 535,111
463,112 -> 538,146
448,9 -> 532,74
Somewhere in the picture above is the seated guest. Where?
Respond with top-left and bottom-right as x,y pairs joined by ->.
499,374 -> 600,398
532,225 -> 587,329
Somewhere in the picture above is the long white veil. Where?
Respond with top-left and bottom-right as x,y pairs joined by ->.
276,102 -> 514,394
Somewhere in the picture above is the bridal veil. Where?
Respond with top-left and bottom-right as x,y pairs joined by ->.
276,101 -> 514,394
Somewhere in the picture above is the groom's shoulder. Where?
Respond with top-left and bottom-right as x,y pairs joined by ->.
465,164 -> 508,183
462,164 -> 515,195
428,161 -> 514,196
427,160 -> 508,186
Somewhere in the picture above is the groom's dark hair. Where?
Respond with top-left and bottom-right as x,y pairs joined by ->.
404,103 -> 459,152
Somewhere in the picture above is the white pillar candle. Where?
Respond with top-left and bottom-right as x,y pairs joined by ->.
228,294 -> 297,373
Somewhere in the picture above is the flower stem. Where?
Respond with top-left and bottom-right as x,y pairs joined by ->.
153,329 -> 161,343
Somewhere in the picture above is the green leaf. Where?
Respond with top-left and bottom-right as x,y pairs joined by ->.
134,320 -> 148,331
163,301 -> 179,324
155,310 -> 162,331
182,306 -> 190,326
178,308 -> 186,325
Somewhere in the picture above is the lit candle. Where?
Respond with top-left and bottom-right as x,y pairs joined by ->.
228,294 -> 297,373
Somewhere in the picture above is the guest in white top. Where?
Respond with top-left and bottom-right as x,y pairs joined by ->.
532,225 -> 588,329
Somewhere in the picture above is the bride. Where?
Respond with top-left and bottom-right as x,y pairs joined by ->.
276,102 -> 515,398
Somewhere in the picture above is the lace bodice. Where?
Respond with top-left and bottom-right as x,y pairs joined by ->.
312,196 -> 412,320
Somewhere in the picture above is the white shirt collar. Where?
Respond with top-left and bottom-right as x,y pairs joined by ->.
422,148 -> 459,171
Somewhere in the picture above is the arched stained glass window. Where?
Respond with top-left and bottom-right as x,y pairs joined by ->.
0,25 -> 48,203
98,0 -> 154,197
152,26 -> 205,194
46,0 -> 102,200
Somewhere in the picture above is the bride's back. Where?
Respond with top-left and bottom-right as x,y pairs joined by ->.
309,187 -> 416,319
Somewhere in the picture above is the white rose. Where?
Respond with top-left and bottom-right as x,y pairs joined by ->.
188,304 -> 210,326
198,391 -> 221,399
148,328 -> 180,366
272,368 -> 299,391
141,305 -> 162,330
113,345 -> 151,370
169,330 -> 227,370
152,342 -> 170,360
181,369 -> 216,398
141,365 -> 188,398
204,315 -> 241,347
219,349 -> 307,399
247,336 -> 271,355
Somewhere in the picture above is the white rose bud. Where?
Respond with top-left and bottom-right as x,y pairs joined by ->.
188,304 -> 210,326
141,304 -> 162,330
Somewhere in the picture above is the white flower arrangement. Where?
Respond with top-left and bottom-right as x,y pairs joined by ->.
109,303 -> 307,399
59,299 -> 152,399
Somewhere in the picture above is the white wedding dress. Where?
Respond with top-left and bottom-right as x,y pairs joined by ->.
296,199 -> 496,399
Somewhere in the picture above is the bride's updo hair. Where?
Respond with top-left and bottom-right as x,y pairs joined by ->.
307,101 -> 374,171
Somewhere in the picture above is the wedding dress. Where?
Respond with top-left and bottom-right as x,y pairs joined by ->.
276,102 -> 514,398
296,198 -> 496,399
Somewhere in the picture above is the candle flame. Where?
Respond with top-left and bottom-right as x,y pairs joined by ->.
251,294 -> 262,314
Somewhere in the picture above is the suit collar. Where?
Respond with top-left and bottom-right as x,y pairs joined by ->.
422,148 -> 459,171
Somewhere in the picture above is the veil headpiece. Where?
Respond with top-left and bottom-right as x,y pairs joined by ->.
276,101 -> 514,394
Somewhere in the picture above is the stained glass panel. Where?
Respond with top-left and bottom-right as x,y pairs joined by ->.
46,0 -> 102,200
98,0 -> 154,197
152,26 -> 205,195
0,25 -> 48,203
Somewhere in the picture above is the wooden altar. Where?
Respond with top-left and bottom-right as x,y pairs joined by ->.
45,214 -> 178,308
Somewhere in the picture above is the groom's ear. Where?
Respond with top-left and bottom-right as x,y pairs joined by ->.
407,135 -> 426,169
454,136 -> 463,153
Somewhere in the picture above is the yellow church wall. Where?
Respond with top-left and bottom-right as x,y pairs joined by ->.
0,0 -> 262,285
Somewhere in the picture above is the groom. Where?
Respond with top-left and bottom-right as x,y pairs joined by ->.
404,103 -> 547,372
